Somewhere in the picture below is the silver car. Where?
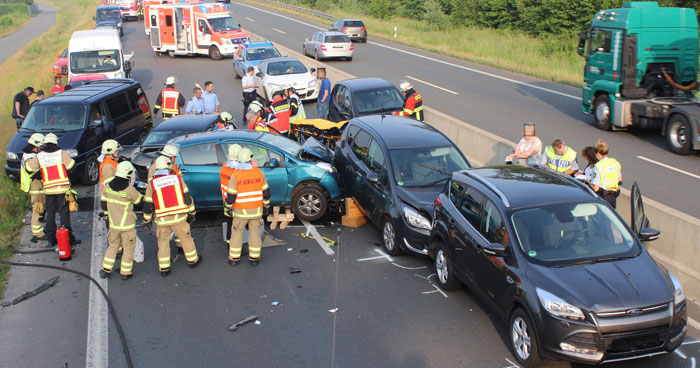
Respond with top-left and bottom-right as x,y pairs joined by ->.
329,19 -> 367,42
303,31 -> 354,61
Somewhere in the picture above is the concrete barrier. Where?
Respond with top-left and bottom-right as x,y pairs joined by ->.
252,32 -> 700,304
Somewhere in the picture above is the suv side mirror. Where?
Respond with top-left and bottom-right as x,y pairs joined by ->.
367,172 -> 379,183
577,30 -> 588,57
255,72 -> 263,78
310,67 -> 316,73
267,158 -> 279,168
89,119 -> 105,129
638,228 -> 660,242
482,242 -> 507,257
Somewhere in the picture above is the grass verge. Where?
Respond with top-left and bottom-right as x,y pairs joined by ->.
0,0 -> 96,296
243,0 -> 586,87
0,3 -> 29,37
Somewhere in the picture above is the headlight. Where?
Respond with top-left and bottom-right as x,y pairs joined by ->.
53,64 -> 59,69
65,149 -> 79,158
307,79 -> 316,89
403,205 -> 431,230
668,271 -> 686,306
6,151 -> 18,160
537,288 -> 585,321
315,162 -> 336,173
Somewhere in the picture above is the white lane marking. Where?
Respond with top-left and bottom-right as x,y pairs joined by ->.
406,75 -> 458,95
676,349 -> 688,359
683,339 -> 700,346
504,358 -> 521,368
692,357 -> 696,368
422,284 -> 448,298
245,17 -> 255,22
689,317 -> 700,332
414,273 -> 436,280
236,1 -> 580,101
272,27 -> 286,34
86,186 -> 108,368
301,220 -> 334,255
391,262 -> 427,270
357,248 -> 393,262
637,156 -> 700,181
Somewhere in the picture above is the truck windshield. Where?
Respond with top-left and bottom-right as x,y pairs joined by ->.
21,104 -> 87,132
208,17 -> 240,32
70,50 -> 121,73
97,9 -> 121,22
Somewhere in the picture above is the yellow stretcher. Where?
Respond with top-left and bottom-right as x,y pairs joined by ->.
289,119 -> 349,149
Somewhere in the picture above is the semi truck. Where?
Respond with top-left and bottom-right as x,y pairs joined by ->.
578,1 -> 700,154
148,3 -> 248,60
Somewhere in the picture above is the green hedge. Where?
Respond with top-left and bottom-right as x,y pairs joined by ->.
0,3 -> 27,16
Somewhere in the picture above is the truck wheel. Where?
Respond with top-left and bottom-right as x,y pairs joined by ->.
292,185 -> 327,222
209,46 -> 223,60
666,115 -> 692,155
593,94 -> 612,131
82,154 -> 100,186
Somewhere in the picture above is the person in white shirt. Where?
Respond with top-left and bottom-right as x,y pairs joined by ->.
241,66 -> 257,121
506,123 -> 542,166
576,146 -> 598,184
185,87 -> 204,115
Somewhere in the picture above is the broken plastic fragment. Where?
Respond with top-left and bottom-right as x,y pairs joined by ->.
228,315 -> 259,331
288,267 -> 302,274
254,320 -> 261,325
10,276 -> 59,305
287,248 -> 293,252
271,301 -> 279,306
299,249 -> 309,254
328,308 -> 339,313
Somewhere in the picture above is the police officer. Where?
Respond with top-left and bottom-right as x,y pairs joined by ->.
24,133 -> 80,248
153,76 -> 186,121
225,148 -> 270,266
21,133 -> 46,241
143,156 -> 201,276
590,139 -> 622,208
220,144 -> 242,247
241,66 -> 258,120
99,161 -> 143,280
540,138 -> 578,176
286,85 -> 306,124
99,139 -> 120,193
214,112 -> 235,131
397,81 -> 423,121
269,87 -> 291,134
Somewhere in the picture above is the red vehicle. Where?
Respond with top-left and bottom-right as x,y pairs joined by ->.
104,0 -> 139,20
68,74 -> 108,88
143,0 -> 202,36
52,48 -> 68,76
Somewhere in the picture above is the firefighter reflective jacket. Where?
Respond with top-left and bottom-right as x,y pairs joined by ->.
400,92 -> 423,121
26,149 -> 74,195
226,165 -> 269,218
219,161 -> 237,202
270,96 -> 291,133
154,87 -> 184,116
102,185 -> 143,230
145,173 -> 193,219
100,156 -> 118,192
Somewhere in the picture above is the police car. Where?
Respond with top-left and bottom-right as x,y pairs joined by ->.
232,39 -> 282,79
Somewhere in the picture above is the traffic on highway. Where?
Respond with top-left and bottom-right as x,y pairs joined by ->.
2,1 -> 700,367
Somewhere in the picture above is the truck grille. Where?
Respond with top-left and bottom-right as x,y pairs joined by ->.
602,326 -> 667,355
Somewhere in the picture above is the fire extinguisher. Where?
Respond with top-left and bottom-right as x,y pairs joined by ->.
57,226 -> 72,261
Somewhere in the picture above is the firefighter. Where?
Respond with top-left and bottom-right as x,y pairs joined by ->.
269,87 -> 291,134
153,76 -> 186,121
146,144 -> 183,251
143,156 -> 201,276
24,133 -> 80,248
99,139 -> 120,193
540,139 -> 578,176
590,139 -> 622,208
246,102 -> 268,132
99,161 -> 143,280
214,112 -> 235,131
225,148 -> 270,266
286,85 -> 306,124
21,133 -> 46,241
220,144 -> 242,246
397,81 -> 424,121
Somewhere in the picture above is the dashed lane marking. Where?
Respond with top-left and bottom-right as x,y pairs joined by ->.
86,186 -> 108,368
637,156 -> 700,181
245,17 -> 255,22
683,340 -> 700,346
273,27 -> 286,34
301,220 -> 334,255
406,75 -> 458,95
391,262 -> 427,270
421,284 -> 448,298
356,248 -> 393,262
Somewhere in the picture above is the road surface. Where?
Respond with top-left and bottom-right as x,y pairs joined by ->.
0,2 -> 57,66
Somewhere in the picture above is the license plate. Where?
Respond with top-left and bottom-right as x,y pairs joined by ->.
333,46 -> 343,49
137,181 -> 147,189
352,34 -> 359,37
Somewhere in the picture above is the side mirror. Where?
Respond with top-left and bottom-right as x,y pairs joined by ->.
283,54 -> 288,57
367,172 -> 379,183
310,67 -> 316,73
482,242 -> 507,257
255,72 -> 263,78
638,228 -> 661,242
577,30 -> 588,57
268,158 -> 279,168
90,119 -> 105,129
124,60 -> 132,71
61,65 -> 68,75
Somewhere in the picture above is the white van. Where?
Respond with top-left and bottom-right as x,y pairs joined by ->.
68,28 -> 134,82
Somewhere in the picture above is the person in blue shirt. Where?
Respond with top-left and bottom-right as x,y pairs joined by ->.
185,87 -> 204,115
317,68 -> 331,120
201,81 -> 220,114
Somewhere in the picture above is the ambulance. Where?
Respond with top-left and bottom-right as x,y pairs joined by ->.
143,0 -> 202,36
108,0 -> 140,20
148,3 -> 248,60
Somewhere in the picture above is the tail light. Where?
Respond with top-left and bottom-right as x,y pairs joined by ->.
342,27 -> 348,31
320,45 -> 327,51
361,27 -> 366,30
434,196 -> 442,207
349,44 -> 354,50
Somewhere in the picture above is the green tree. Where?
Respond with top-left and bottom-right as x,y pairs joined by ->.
398,0 -> 424,20
423,0 -> 449,30
367,0 -> 396,19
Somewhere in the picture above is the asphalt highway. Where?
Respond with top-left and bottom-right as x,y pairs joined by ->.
226,0 -> 700,220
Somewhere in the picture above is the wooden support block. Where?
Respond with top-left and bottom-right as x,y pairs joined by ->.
345,198 -> 363,217
267,206 -> 295,230
342,214 -> 366,228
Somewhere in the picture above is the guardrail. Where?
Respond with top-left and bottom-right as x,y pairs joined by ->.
252,0 -> 336,21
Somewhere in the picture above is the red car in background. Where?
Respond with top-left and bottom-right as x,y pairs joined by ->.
53,48 -> 68,76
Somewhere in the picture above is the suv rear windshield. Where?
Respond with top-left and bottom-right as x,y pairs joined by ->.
511,202 -> 639,267
344,21 -> 364,27
21,104 -> 87,132
325,35 -> 350,43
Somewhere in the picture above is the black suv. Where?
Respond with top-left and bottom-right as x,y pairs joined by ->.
429,166 -> 686,367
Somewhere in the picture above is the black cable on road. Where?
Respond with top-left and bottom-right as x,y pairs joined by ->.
0,260 -> 134,368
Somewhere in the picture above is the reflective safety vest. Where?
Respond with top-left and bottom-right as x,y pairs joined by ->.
99,156 -> 118,192
37,150 -> 70,193
231,167 -> 265,210
150,174 -> 190,218
271,96 -> 291,133
102,186 -> 142,230
220,162 -> 237,202
594,157 -> 621,191
544,146 -> 576,173
254,116 -> 269,132
161,88 -> 182,115
401,92 -> 423,121
289,94 -> 306,123
20,153 -> 37,193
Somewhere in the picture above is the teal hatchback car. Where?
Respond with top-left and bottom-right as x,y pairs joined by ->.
169,130 -> 342,222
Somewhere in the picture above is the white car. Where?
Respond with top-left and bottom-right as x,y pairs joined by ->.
254,57 -> 318,102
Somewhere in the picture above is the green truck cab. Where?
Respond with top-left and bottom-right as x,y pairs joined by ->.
579,1 -> 700,154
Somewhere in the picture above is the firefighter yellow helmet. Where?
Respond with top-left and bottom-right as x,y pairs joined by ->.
220,112 -> 233,122
154,156 -> 172,171
101,139 -> 120,155
237,147 -> 253,163
227,144 -> 242,160
115,161 -> 135,179
28,133 -> 44,148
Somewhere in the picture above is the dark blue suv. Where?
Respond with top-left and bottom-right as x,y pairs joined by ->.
430,166 -> 686,367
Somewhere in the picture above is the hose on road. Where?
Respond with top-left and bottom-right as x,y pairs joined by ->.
0,260 -> 133,368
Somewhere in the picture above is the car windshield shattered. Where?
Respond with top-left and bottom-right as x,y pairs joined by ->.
21,104 -> 87,132
70,50 -> 121,73
353,87 -> 404,115
266,60 -> 307,76
208,17 -> 240,32
511,202 -> 640,267
389,146 -> 468,187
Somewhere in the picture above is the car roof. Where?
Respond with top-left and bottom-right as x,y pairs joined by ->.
338,19 -> 363,22
36,79 -> 139,105
97,5 -> 120,10
338,77 -> 395,91
454,166 -> 597,209
244,41 -> 274,49
170,129 -> 265,145
320,31 -> 347,36
152,114 -> 219,131
350,115 -> 454,149
263,57 -> 301,63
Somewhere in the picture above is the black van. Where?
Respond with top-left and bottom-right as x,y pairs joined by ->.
5,79 -> 152,185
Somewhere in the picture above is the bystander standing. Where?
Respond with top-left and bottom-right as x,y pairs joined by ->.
317,68 -> 330,119
12,87 -> 34,130
506,123 -> 541,166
